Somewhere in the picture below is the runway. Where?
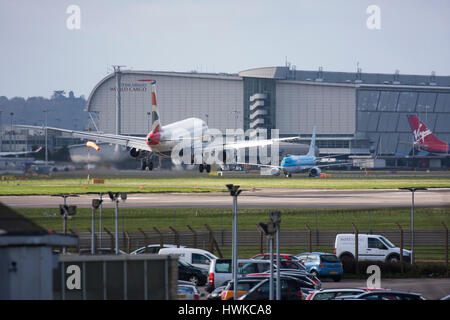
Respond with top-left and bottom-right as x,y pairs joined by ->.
1,188 -> 449,209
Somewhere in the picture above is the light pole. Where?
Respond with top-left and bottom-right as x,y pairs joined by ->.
257,211 -> 281,300
54,194 -> 79,254
399,187 -> 427,265
10,112 -> 14,152
108,191 -> 127,254
226,184 -> 242,300
98,192 -> 103,248
44,109 -> 48,165
91,198 -> 103,254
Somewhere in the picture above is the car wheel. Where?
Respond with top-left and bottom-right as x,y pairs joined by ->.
189,275 -> 199,285
387,254 -> 400,264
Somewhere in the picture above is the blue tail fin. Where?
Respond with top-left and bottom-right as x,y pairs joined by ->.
306,126 -> 316,157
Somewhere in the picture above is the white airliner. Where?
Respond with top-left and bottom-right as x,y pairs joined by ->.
242,127 -> 351,177
0,147 -> 42,157
16,80 -> 298,172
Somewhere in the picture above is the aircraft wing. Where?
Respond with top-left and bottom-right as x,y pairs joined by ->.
314,162 -> 353,168
235,161 -> 281,169
202,136 -> 299,153
14,125 -> 150,151
0,147 -> 42,157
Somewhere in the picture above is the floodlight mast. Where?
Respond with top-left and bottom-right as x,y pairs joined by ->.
399,187 -> 427,265
91,198 -> 103,254
226,184 -> 242,300
108,192 -> 127,254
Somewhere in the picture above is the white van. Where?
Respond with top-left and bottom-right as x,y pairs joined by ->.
158,248 -> 218,270
334,234 -> 411,263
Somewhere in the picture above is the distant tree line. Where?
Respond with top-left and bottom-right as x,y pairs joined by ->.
0,91 -> 89,130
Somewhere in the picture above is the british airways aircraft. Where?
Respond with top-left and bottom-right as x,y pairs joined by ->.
250,127 -> 351,177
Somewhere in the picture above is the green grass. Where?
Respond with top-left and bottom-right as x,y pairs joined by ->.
17,207 -> 450,233
19,207 -> 448,262
1,173 -> 450,195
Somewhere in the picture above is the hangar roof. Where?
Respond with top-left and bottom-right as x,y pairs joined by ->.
239,66 -> 450,87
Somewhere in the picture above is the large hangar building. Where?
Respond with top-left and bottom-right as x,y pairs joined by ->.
85,67 -> 450,167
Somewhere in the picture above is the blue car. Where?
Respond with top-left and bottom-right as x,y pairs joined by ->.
296,252 -> 343,282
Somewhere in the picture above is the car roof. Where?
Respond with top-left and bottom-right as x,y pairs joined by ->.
297,252 -> 336,256
253,253 -> 295,256
216,258 -> 270,263
315,288 -> 365,293
359,290 -> 421,295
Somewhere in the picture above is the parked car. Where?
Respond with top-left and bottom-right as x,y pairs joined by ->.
207,285 -> 227,300
336,290 -> 425,300
178,259 -> 208,286
247,271 -> 321,291
238,277 -> 306,300
306,288 -> 366,300
335,234 -> 411,264
251,253 -> 301,262
177,283 -> 200,300
158,247 -> 218,270
221,277 -> 269,300
296,252 -> 343,281
207,259 -> 272,292
131,244 -> 185,254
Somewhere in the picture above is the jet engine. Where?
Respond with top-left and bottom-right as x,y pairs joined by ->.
270,167 -> 281,176
130,148 -> 141,158
309,167 -> 321,177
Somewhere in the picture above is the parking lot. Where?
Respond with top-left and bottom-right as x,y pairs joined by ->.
199,277 -> 450,300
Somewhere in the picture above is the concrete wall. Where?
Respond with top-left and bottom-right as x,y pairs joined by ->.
276,82 -> 356,135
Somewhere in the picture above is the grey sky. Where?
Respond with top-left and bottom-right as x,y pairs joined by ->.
1,0 -> 449,98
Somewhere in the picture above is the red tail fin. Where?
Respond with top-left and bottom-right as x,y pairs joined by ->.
407,115 -> 444,145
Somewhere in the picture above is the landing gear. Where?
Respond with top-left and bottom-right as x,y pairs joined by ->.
141,159 -> 153,171
199,164 -> 211,173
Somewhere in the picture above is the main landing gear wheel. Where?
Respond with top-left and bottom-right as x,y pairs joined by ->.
141,159 -> 153,171
199,164 -> 211,173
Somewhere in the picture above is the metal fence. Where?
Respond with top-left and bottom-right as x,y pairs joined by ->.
72,227 -> 449,253
53,254 -> 178,300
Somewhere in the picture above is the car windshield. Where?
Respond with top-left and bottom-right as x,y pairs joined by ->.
178,286 -> 195,294
379,236 -> 395,248
320,255 -> 340,263
205,253 -> 217,260
179,259 -> 192,267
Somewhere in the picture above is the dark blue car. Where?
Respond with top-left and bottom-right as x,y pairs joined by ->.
296,252 -> 343,282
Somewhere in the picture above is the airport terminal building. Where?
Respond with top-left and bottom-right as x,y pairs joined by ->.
85,66 -> 450,168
